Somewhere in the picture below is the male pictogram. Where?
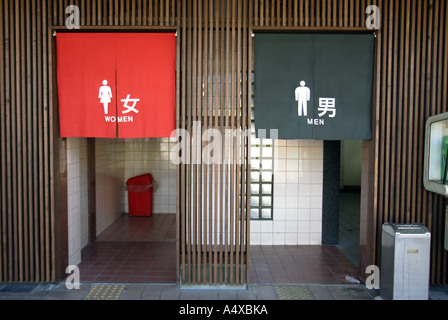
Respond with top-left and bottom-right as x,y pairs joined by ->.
121,94 -> 140,114
295,81 -> 311,117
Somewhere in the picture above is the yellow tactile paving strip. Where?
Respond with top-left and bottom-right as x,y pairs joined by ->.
274,286 -> 315,300
84,285 -> 126,300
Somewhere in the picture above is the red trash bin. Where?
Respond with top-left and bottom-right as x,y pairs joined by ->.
126,174 -> 153,217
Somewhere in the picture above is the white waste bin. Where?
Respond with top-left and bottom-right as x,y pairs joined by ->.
380,223 -> 431,300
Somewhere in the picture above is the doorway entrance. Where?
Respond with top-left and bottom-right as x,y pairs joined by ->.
66,137 -> 178,283
337,140 -> 362,267
321,140 -> 362,267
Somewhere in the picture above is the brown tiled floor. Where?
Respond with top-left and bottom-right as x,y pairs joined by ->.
79,241 -> 177,283
78,214 -> 359,284
249,245 -> 359,284
78,214 -> 177,283
95,214 -> 176,242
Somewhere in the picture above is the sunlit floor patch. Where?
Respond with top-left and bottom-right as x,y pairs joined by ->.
274,286 -> 315,300
84,285 -> 126,300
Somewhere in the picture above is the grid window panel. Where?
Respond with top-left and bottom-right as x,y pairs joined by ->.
251,74 -> 274,220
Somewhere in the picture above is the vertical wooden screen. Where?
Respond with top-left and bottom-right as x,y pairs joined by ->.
0,0 -> 65,282
178,0 -> 251,286
1,0 -> 447,285
373,0 -> 448,285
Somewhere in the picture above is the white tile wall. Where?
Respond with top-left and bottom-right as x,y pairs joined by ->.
124,138 -> 177,214
67,136 -> 177,264
67,136 -> 324,257
95,138 -> 126,236
250,139 -> 324,245
67,138 -> 88,266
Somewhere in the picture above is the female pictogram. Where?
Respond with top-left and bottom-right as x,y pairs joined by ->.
99,80 -> 113,114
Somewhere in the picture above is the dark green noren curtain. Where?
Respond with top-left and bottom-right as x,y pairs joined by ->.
254,33 -> 375,140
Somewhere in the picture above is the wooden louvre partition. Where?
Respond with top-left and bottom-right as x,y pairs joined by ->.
178,0 -> 251,286
0,0 -> 447,285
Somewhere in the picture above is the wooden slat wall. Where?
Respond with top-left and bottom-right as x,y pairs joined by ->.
249,0 -> 448,285
0,0 -> 180,283
1,0 -> 447,285
1,0 -> 56,282
373,0 -> 448,285
178,0 -> 250,286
